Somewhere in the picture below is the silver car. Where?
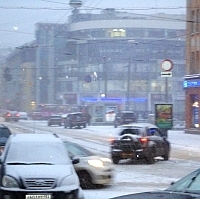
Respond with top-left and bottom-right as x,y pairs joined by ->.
63,141 -> 114,189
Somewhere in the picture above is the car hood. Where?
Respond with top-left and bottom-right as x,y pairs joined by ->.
110,191 -> 200,199
5,164 -> 74,180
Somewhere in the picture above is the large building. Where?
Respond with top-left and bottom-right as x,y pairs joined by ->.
35,6 -> 185,122
2,3 -> 186,123
184,0 -> 200,132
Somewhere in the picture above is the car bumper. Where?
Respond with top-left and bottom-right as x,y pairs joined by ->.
1,187 -> 84,199
111,149 -> 147,159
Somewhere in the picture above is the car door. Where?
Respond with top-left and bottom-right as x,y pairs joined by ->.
147,128 -> 166,156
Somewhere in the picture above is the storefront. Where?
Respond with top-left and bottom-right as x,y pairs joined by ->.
184,76 -> 200,131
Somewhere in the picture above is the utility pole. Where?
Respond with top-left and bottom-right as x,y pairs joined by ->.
127,57 -> 131,110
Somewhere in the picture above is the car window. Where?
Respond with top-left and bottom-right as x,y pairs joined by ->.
120,129 -> 140,136
0,128 -> 11,138
5,142 -> 71,165
64,142 -> 94,157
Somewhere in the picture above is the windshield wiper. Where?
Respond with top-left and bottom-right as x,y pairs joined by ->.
7,162 -> 54,165
7,162 -> 29,165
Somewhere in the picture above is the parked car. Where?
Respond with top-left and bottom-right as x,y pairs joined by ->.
30,112 -> 43,120
172,118 -> 186,129
110,123 -> 170,164
63,141 -> 113,189
63,112 -> 87,129
114,111 -> 137,128
110,167 -> 200,199
3,111 -> 19,122
0,124 -> 12,154
47,114 -> 62,126
18,112 -> 28,120
0,133 -> 84,199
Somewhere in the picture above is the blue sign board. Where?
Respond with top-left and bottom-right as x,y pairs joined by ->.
183,79 -> 200,89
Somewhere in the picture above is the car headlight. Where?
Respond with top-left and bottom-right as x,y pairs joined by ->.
88,159 -> 104,167
2,175 -> 19,188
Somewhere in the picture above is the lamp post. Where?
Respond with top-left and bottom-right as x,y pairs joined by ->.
103,56 -> 107,99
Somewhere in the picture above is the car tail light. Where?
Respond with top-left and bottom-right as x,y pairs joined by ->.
109,137 -> 116,145
6,113 -> 11,117
0,146 -> 5,154
16,113 -> 20,117
139,137 -> 149,146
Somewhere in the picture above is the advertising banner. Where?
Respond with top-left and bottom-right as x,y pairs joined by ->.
155,104 -> 173,129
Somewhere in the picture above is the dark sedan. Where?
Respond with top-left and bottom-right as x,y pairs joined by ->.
110,168 -> 200,199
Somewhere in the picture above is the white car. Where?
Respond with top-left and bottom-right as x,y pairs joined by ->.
0,134 -> 84,199
63,141 -> 114,189
18,111 -> 28,120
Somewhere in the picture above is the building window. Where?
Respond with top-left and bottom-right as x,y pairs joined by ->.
197,9 -> 199,32
110,29 -> 126,37
196,51 -> 199,72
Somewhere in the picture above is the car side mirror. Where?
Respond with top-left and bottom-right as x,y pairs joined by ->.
72,158 -> 79,165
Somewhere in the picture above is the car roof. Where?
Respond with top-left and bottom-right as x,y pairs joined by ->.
9,133 -> 61,143
121,122 -> 158,129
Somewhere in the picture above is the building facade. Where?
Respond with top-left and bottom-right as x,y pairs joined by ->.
2,7 -> 186,123
185,0 -> 200,131
35,8 -> 185,122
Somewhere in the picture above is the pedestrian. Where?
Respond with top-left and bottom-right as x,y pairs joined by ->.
87,113 -> 92,125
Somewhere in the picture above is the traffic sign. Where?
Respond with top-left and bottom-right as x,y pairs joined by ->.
161,71 -> 172,77
84,75 -> 92,83
161,59 -> 173,71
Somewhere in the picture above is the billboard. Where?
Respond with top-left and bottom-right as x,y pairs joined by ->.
155,104 -> 173,129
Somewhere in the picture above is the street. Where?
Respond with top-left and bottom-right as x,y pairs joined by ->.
3,120 -> 200,199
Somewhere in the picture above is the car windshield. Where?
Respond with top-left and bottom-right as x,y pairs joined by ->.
122,113 -> 134,118
166,169 -> 200,194
5,142 -> 71,165
64,142 -> 94,157
120,128 -> 140,135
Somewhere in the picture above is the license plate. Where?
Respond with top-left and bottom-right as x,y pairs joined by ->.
26,194 -> 52,199
122,153 -> 134,158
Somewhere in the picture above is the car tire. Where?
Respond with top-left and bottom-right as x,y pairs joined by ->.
112,155 -> 120,164
77,171 -> 93,189
145,148 -> 155,164
83,123 -> 86,128
162,146 -> 170,160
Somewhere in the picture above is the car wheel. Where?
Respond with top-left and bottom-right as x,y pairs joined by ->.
145,148 -> 155,164
83,123 -> 86,128
77,171 -> 93,189
112,155 -> 120,164
69,123 -> 72,129
162,146 -> 170,160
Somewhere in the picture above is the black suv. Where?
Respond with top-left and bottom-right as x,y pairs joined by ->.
114,111 -> 137,128
63,112 -> 87,129
110,123 -> 170,164
0,125 -> 11,154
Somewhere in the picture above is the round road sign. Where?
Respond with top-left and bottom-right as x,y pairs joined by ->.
161,59 -> 173,71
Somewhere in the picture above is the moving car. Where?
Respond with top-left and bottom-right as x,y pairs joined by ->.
110,167 -> 200,199
114,111 -> 137,128
63,141 -> 113,189
63,112 -> 87,129
47,114 -> 62,126
0,133 -> 84,199
110,123 -> 170,164
3,111 -> 19,122
0,124 -> 12,154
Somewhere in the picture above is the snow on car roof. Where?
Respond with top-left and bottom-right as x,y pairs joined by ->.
9,133 -> 61,143
121,122 -> 158,129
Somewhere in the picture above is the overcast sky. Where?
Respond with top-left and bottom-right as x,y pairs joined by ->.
0,0 -> 186,48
